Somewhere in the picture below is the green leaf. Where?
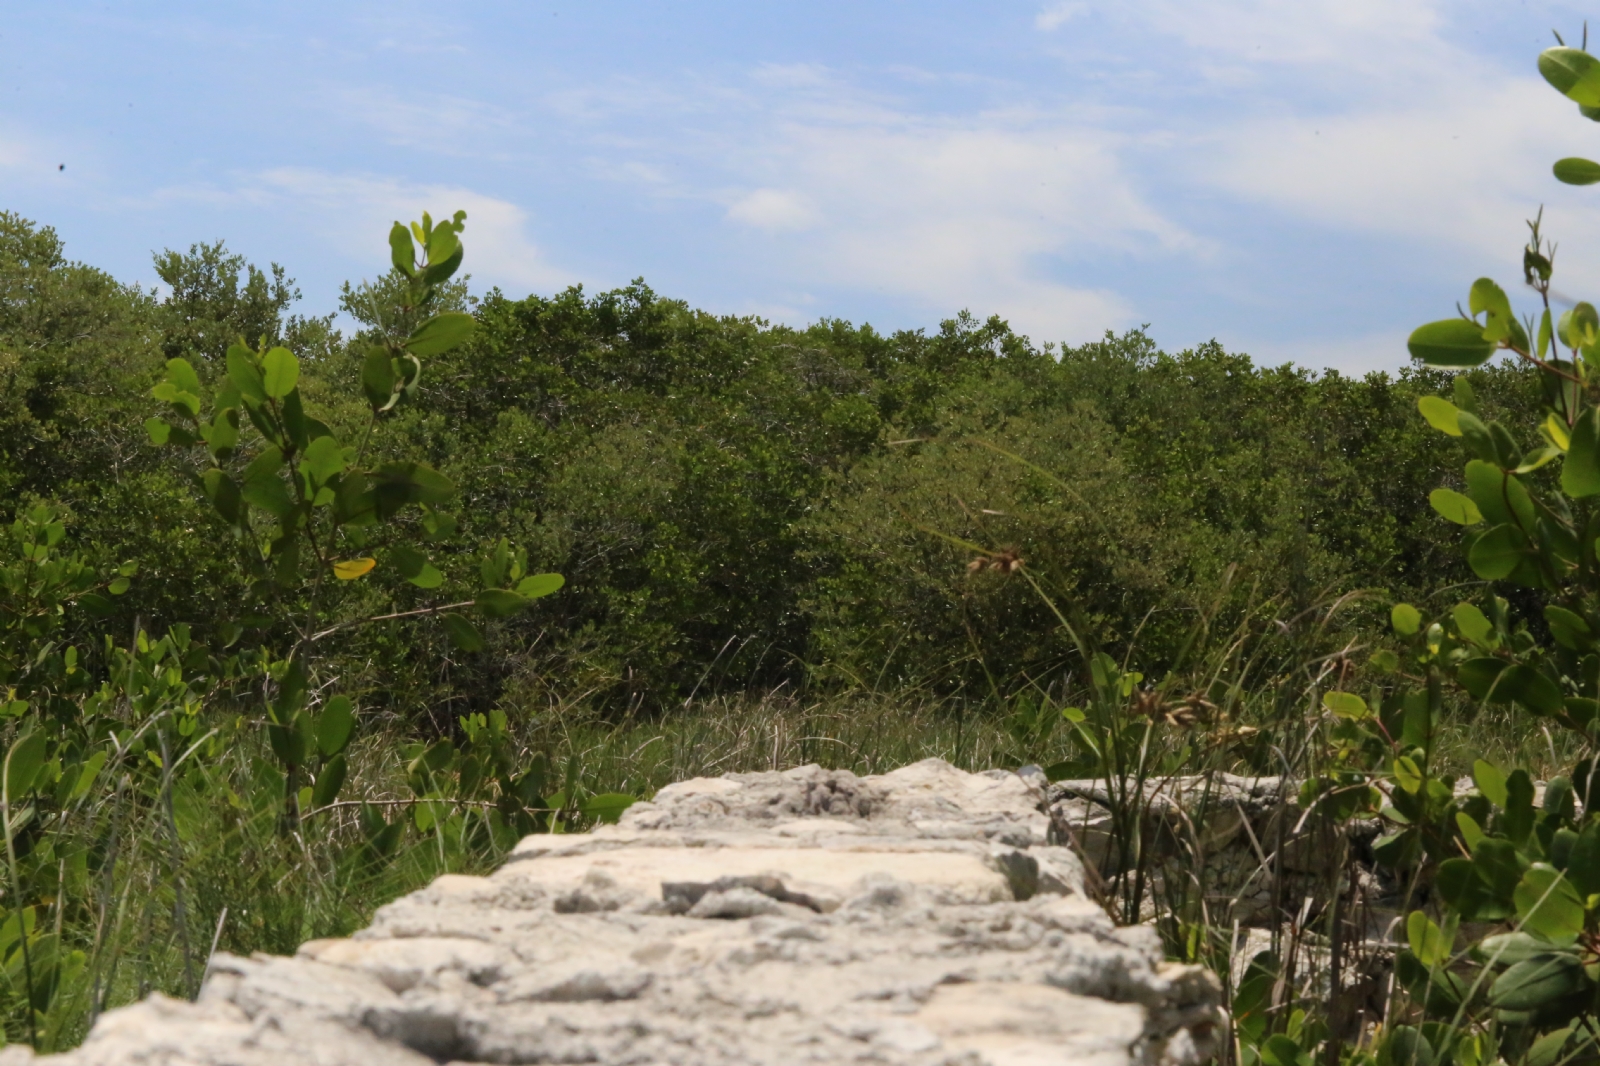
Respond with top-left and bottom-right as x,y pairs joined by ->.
260,347 -> 299,399
1561,303 -> 1600,349
1383,1026 -> 1434,1066
1457,413 -> 1500,465
1437,856 -> 1498,918
514,573 -> 564,600
1541,47 -> 1600,106
160,358 -> 199,398
1406,911 -> 1448,967
144,417 -> 171,445
1408,318 -> 1495,368
1490,952 -> 1587,1009
316,696 -> 355,758
1567,821 -> 1600,895
1496,664 -> 1566,715
422,244 -> 463,286
389,222 -> 416,277
1526,1027 -> 1596,1066
1476,932 -> 1563,966
1428,488 -> 1482,525
475,589 -> 528,617
372,462 -> 457,519
405,312 -> 476,358
300,436 -> 348,486
5,733 -> 46,802
391,545 -> 445,589
1262,1035 -> 1313,1066
1469,278 -> 1516,344
1453,602 -> 1493,645
1458,658 -> 1508,700
1507,770 -> 1537,844
1322,691 -> 1369,720
1391,603 -> 1422,636
1468,524 -> 1523,580
204,407 -> 240,460
1563,407 -> 1600,497
420,508 -> 458,541
312,753 -> 347,808
361,347 -> 398,410
1554,157 -> 1600,185
1474,759 -> 1508,807
441,613 -> 483,652
226,344 -> 267,402
1514,865 -> 1586,944
200,467 -> 244,526
580,793 -> 636,825
1394,755 -> 1423,793
1474,837 -> 1525,901
425,227 -> 460,273
1515,446 -> 1561,473
241,446 -> 295,519
1546,605 -> 1593,650
1464,460 -> 1533,527
1417,395 -> 1462,435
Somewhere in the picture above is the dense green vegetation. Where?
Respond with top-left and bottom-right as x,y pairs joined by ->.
1,209 -> 1537,721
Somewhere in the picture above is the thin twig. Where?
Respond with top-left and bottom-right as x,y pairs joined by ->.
308,601 -> 474,644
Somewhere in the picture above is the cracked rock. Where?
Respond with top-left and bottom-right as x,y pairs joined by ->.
27,757 -> 1220,1066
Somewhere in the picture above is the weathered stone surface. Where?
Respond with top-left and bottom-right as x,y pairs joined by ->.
22,758 -> 1220,1066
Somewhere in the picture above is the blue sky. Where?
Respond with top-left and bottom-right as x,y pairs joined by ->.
5,2 -> 1600,373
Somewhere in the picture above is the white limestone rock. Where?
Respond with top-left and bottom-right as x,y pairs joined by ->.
29,758 -> 1220,1066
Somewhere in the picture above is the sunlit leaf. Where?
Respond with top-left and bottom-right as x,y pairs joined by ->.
1513,865 -> 1585,944
514,573 -> 565,600
1394,755 -> 1423,793
260,347 -> 299,399
405,312 -> 476,358
1428,488 -> 1482,526
1453,602 -> 1493,645
1563,407 -> 1600,497
316,696 -> 355,757
1468,524 -> 1523,580
1408,318 -> 1495,368
1541,46 -> 1600,106
332,558 -> 376,580
1322,691 -> 1369,720
1417,395 -> 1461,435
1555,157 -> 1600,185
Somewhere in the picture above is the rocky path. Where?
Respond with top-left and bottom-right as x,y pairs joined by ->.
15,760 -> 1221,1066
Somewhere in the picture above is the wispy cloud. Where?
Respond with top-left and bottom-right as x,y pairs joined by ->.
1035,3 -> 1087,32
726,188 -> 819,232
588,67 -> 1200,343
155,169 -> 577,295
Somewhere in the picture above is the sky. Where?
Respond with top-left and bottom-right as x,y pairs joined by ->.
5,2 -> 1600,374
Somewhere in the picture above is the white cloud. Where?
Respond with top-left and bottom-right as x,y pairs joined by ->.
156,169 -> 576,295
726,188 -> 819,231
1197,75 -> 1600,287
1138,0 -> 1445,69
1035,3 -> 1088,31
706,113 -> 1196,343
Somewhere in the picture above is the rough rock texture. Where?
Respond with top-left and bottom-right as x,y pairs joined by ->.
20,759 -> 1222,1066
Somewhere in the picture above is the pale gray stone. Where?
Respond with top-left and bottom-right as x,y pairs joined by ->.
30,758 -> 1220,1066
